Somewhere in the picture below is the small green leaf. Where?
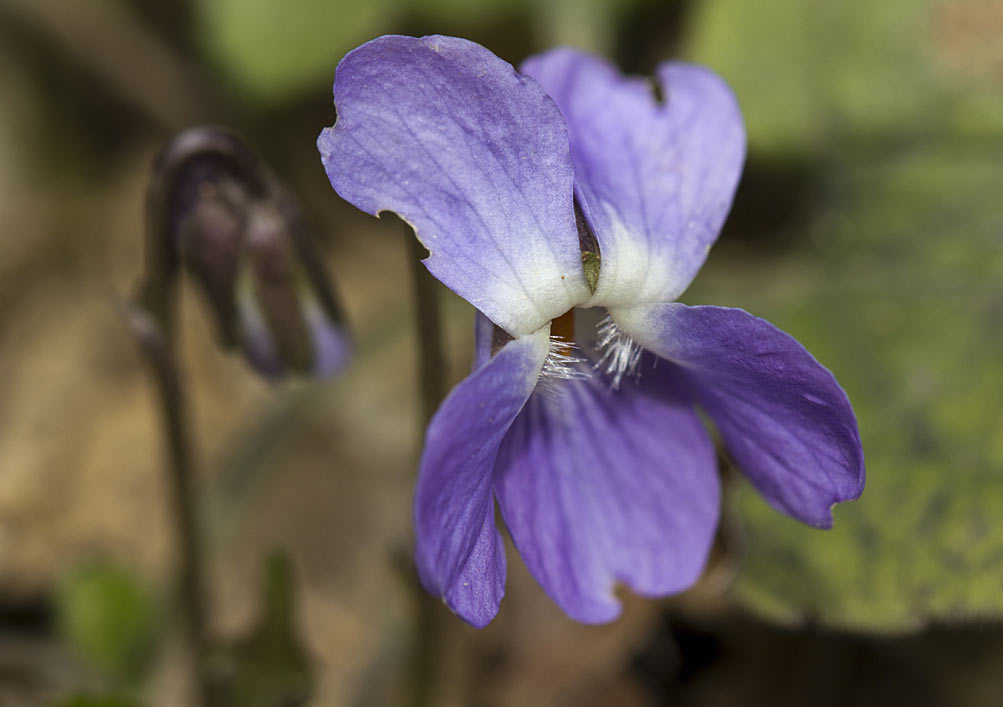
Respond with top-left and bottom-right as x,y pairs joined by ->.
57,562 -> 159,684
581,251 -> 601,294
207,552 -> 313,707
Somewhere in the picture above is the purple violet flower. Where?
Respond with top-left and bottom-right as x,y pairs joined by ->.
318,35 -> 865,627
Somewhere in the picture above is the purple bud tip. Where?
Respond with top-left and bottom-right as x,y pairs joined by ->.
146,126 -> 350,380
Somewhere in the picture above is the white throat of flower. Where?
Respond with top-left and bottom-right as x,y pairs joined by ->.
595,314 -> 643,389
537,335 -> 588,398
535,312 -> 643,396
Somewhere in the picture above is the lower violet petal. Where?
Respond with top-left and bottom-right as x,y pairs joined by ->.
614,303 -> 865,528
414,327 -> 550,626
494,357 -> 719,623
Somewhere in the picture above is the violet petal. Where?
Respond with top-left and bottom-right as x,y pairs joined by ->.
523,49 -> 746,306
614,303 -> 865,528
494,356 -> 719,623
414,327 -> 550,626
319,35 -> 589,337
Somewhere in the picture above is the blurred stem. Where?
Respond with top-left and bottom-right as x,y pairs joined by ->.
405,226 -> 447,707
125,299 -> 211,707
531,0 -> 615,55
157,338 -> 211,707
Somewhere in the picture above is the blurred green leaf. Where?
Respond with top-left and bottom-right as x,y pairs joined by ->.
410,0 -> 526,18
684,0 -> 941,154
48,695 -> 144,707
194,0 -> 532,103
57,562 -> 159,685
195,0 -> 395,102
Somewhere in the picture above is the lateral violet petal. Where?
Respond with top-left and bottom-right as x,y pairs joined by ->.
319,35 -> 589,337
494,357 -> 719,623
414,327 -> 550,626
614,303 -> 865,528
522,49 -> 746,307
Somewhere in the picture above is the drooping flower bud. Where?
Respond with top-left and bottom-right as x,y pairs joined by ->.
146,126 -> 349,379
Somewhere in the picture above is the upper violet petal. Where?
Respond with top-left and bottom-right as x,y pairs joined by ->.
494,356 -> 719,623
614,303 -> 865,528
522,49 -> 746,307
415,326 -> 550,626
318,35 -> 589,337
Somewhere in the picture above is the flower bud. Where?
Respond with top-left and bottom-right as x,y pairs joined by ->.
148,126 -> 349,379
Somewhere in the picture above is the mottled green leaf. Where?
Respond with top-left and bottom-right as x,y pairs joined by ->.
688,137 -> 1003,630
680,0 -> 1003,631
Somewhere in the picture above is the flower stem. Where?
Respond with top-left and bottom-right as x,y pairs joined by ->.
404,226 -> 447,707
124,301 -> 211,706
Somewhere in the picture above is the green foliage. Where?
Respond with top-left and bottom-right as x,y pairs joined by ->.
685,0 -> 940,154
56,562 -> 160,685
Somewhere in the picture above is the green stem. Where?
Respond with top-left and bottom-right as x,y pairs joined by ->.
404,226 -> 448,707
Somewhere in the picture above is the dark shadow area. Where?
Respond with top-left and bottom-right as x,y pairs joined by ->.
631,612 -> 1003,707
614,0 -> 695,73
0,593 -> 53,637
717,156 -> 824,254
